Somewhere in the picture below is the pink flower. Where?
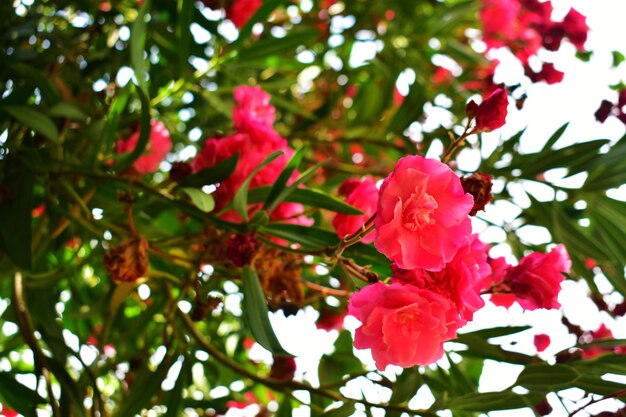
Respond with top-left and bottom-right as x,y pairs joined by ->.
316,310 -> 346,331
392,235 -> 491,323
233,86 -> 276,131
332,177 -> 378,244
505,244 -> 571,310
474,88 -> 509,132
534,334 -> 550,353
581,324 -> 623,359
116,120 -> 172,174
348,281 -> 462,370
375,155 -> 473,271
479,0 -> 521,47
227,0 -> 262,28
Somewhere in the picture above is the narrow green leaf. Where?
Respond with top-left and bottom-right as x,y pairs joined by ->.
0,167 -> 34,270
177,0 -> 194,76
241,267 -> 291,355
263,147 -> 306,211
386,78 -> 425,135
9,63 -> 60,105
180,188 -> 215,213
233,150 -> 284,222
250,187 -> 363,215
265,159 -> 327,213
540,122 -> 569,152
131,0 -> 151,94
3,105 -> 59,142
177,154 -> 239,188
516,363 -> 580,389
46,358 -> 88,417
446,391 -> 543,412
259,224 -> 338,250
102,90 -> 130,155
48,102 -> 88,121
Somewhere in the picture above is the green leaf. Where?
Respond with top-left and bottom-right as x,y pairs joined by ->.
116,356 -> 171,417
259,224 -> 337,250
265,158 -> 327,213
131,0 -> 151,94
515,363 -> 580,389
458,326 -> 531,340
446,391 -> 542,412
0,166 -> 34,270
176,154 -> 238,188
249,187 -> 363,215
0,373 -> 43,417
3,105 -> 59,142
180,188 -> 215,213
241,267 -> 291,355
540,122 -> 569,152
389,368 -> 422,404
48,102 -> 88,121
613,51 -> 625,67
46,358 -> 88,417
233,150 -> 284,222
101,90 -> 130,155
264,147 -> 306,211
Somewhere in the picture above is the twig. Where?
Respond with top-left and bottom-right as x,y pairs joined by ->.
303,281 -> 351,298
567,389 -> 626,417
13,272 -> 61,417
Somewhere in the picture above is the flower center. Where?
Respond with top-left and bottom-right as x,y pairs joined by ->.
402,189 -> 438,231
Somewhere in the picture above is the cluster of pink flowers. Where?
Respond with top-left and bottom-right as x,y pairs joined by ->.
479,0 -> 588,85
346,154 -> 572,370
193,86 -> 311,225
116,120 -> 172,174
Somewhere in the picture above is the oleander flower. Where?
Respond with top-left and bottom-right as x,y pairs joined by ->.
332,177 -> 378,244
375,155 -> 473,271
227,0 -> 262,28
348,281 -> 462,370
505,244 -> 571,310
116,120 -> 172,174
474,88 -> 509,132
392,235 -> 491,323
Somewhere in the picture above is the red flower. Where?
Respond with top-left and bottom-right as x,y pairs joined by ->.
227,0 -> 262,29
375,155 -> 473,271
116,120 -> 172,174
269,356 -> 296,381
504,244 -> 571,310
534,334 -> 550,352
348,281 -> 462,370
316,310 -> 346,331
473,88 -> 509,132
332,177 -> 378,244
561,8 -> 588,51
527,63 -> 564,84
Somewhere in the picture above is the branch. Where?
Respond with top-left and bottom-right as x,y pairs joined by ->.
567,389 -> 626,417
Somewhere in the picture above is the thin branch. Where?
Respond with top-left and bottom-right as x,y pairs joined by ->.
567,389 -> 626,417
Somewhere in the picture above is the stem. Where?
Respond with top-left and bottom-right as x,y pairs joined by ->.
441,122 -> 478,164
331,214 -> 376,259
340,258 -> 379,284
303,281 -> 351,298
567,389 -> 626,417
13,272 -> 61,417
